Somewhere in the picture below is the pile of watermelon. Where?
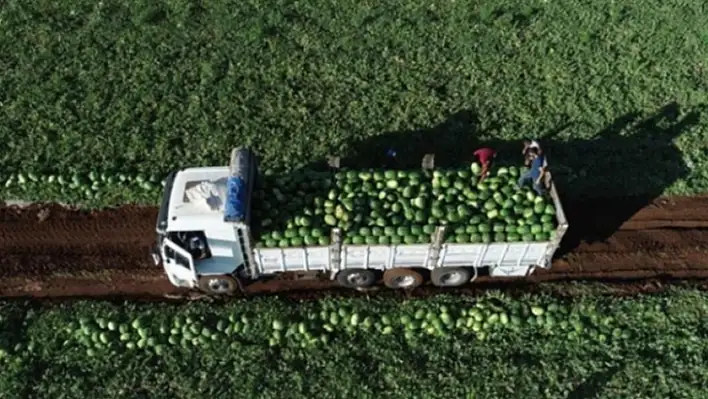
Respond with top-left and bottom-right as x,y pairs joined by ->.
251,171 -> 334,248
251,163 -> 558,248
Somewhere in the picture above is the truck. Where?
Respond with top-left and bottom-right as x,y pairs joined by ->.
152,148 -> 568,295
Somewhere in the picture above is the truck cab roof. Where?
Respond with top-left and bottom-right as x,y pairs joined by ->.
167,166 -> 230,226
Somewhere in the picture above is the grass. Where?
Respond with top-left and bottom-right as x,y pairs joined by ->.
1,2 -> 707,396
0,289 -> 707,398
1,0 -> 708,205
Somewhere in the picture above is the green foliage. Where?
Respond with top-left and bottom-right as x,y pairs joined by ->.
1,290 -> 708,398
1,0 -> 708,204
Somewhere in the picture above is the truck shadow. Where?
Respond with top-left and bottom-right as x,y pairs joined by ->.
299,102 -> 701,254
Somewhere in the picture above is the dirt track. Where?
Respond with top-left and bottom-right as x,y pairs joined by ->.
2,196 -> 708,299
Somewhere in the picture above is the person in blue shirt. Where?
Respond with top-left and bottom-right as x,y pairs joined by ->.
517,148 -> 547,195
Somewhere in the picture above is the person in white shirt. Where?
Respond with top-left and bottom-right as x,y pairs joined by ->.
522,139 -> 542,166
522,139 -> 550,191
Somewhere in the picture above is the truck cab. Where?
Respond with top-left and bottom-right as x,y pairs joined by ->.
153,149 -> 257,294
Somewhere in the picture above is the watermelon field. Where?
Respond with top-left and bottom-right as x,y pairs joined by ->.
1,0 -> 708,206
1,290 -> 708,398
2,0 -> 708,397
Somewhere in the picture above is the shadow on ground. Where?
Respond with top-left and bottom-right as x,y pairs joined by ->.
296,102 -> 702,252
566,363 -> 625,399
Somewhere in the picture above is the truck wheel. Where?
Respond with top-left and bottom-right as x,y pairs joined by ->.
431,268 -> 470,287
336,269 -> 376,289
383,269 -> 423,289
198,275 -> 240,295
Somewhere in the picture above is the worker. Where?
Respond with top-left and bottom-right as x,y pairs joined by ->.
522,139 -> 542,166
517,147 -> 546,195
384,148 -> 398,169
472,147 -> 497,183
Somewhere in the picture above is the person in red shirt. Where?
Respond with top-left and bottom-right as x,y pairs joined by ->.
473,147 -> 496,183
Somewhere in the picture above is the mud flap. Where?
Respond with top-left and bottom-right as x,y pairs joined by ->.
490,265 -> 532,278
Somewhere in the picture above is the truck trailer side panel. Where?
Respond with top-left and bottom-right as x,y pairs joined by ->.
437,242 -> 549,276
546,177 -> 569,264
252,244 -> 433,274
253,246 -> 332,275
339,244 -> 432,270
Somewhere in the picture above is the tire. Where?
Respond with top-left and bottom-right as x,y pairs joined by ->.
383,269 -> 424,289
430,268 -> 471,287
336,269 -> 377,289
198,275 -> 240,295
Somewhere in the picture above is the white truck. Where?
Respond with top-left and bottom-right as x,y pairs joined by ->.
153,148 -> 568,295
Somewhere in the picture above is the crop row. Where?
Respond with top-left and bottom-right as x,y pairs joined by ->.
0,293 -> 678,361
1,290 -> 707,398
49,298 -> 631,358
0,172 -> 164,207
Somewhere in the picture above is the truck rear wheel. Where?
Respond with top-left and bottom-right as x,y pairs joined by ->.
336,269 -> 376,289
431,268 -> 470,287
383,269 -> 423,289
198,275 -> 240,295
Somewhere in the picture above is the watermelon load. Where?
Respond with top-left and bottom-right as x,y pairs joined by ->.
251,163 -> 558,248
251,171 -> 334,248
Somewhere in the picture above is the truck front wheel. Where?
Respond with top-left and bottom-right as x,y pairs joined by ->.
198,275 -> 240,295
383,269 -> 423,289
335,269 -> 376,289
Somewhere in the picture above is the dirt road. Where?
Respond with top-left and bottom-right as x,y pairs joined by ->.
2,196 -> 708,299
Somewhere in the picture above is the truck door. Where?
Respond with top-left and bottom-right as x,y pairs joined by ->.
161,237 -> 197,285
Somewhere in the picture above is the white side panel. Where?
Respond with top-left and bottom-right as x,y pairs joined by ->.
253,246 -> 331,275
545,178 -> 569,268
340,245 -> 431,270
438,242 -> 550,268
490,265 -> 534,277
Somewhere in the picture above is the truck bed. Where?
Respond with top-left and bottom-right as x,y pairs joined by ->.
250,175 -> 568,278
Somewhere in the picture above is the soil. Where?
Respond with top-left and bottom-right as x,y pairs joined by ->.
2,196 -> 708,299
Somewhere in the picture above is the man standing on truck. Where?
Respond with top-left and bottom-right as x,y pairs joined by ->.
522,139 -> 542,166
473,147 -> 497,183
517,147 -> 546,195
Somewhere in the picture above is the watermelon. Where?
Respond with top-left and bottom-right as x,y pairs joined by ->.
250,162 -> 560,248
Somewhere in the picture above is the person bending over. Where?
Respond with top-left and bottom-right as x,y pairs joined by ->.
473,147 -> 496,183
